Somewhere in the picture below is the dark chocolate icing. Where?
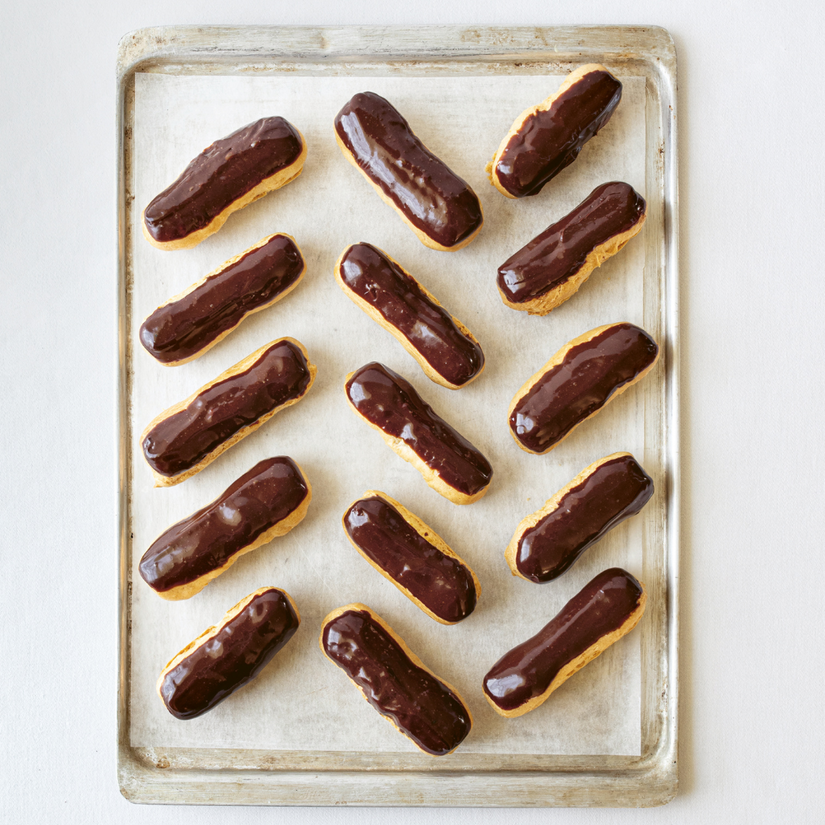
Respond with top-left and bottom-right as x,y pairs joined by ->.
160,588 -> 300,719
509,323 -> 658,454
338,243 -> 484,386
515,455 -> 653,583
334,92 -> 483,248
498,182 -> 646,305
140,457 -> 310,594
346,362 -> 493,498
322,608 -> 472,755
483,568 -> 643,712
140,235 -> 305,364
495,69 -> 622,198
144,117 -> 304,244
344,495 -> 477,623
142,339 -> 312,479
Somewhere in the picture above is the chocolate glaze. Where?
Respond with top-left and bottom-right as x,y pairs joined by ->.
346,363 -> 493,498
515,455 -> 653,583
483,568 -> 643,712
510,324 -> 658,454
144,117 -> 304,244
498,182 -> 646,305
140,457 -> 309,594
334,93 -> 483,248
344,496 -> 477,623
322,608 -> 472,755
160,588 -> 300,720
140,235 -> 305,364
495,69 -> 622,198
339,244 -> 484,387
142,340 -> 312,479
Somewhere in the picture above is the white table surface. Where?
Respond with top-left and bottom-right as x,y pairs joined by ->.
2,1 -> 823,822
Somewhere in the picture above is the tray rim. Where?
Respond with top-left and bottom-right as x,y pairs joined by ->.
115,23 -> 679,807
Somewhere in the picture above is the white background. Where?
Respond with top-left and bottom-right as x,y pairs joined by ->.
1,0 -> 823,823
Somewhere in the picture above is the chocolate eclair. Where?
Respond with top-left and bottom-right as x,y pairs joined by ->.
143,116 -> 306,250
506,453 -> 653,583
141,337 -> 316,486
140,457 -> 311,600
140,233 -> 306,365
343,491 -> 480,623
345,362 -> 493,504
335,92 -> 483,251
509,323 -> 659,455
158,587 -> 300,719
335,243 -> 484,388
483,568 -> 646,717
488,64 -> 622,199
320,604 -> 473,755
497,182 -> 646,315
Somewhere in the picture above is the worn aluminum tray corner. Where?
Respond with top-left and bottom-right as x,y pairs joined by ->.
116,24 -> 679,807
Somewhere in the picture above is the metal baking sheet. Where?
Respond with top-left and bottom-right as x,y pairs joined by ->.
116,25 -> 679,807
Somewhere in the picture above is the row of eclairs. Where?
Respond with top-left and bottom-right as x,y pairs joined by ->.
138,64 -> 657,755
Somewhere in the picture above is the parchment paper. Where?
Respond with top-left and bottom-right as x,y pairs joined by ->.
130,72 -> 647,755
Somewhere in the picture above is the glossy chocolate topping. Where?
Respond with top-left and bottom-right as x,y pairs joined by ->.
510,324 -> 658,454
142,340 -> 312,479
339,244 -> 484,386
322,608 -> 472,755
497,182 -> 646,304
334,93 -> 483,248
483,568 -> 643,712
140,235 -> 305,364
160,588 -> 300,719
346,363 -> 493,498
515,455 -> 653,583
344,496 -> 477,623
140,457 -> 309,594
144,117 -> 304,243
495,70 -> 622,198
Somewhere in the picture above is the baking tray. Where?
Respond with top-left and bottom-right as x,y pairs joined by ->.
116,25 -> 679,806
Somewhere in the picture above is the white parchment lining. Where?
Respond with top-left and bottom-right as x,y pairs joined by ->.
129,72 -> 647,756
